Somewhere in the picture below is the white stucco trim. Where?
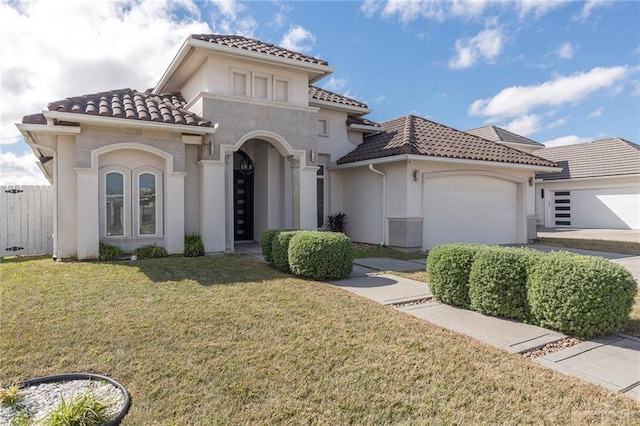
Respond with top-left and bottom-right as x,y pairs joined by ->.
309,99 -> 371,115
16,123 -> 81,135
222,130 -> 308,165
536,173 -> 640,184
43,111 -> 218,135
330,154 -> 561,173
90,143 -> 175,174
194,91 -> 319,113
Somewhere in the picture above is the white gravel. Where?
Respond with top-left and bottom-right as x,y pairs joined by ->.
0,378 -> 127,425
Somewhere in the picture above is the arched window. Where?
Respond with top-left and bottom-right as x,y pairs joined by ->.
100,166 -> 162,239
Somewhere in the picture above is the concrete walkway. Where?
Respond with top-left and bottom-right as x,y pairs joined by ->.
330,257 -> 640,401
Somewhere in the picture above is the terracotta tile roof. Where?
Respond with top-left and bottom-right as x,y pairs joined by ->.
190,34 -> 329,66
22,88 -> 212,127
346,115 -> 382,128
466,125 -> 544,147
309,86 -> 369,109
337,115 -> 556,167
536,137 -> 640,180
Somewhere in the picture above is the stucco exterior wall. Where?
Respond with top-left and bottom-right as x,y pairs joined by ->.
316,108 -> 362,162
56,135 -> 78,259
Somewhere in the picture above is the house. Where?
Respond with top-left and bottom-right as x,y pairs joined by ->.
534,138 -> 640,230
17,34 -> 558,260
465,125 -> 545,154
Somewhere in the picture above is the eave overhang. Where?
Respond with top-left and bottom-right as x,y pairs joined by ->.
43,111 -> 218,135
309,98 -> 371,115
331,154 -> 562,173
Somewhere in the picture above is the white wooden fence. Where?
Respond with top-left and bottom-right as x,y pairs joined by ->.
0,185 -> 53,257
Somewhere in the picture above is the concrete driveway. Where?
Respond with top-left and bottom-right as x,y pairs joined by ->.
537,227 -> 640,243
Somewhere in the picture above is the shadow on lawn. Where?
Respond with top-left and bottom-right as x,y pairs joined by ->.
118,254 -> 288,286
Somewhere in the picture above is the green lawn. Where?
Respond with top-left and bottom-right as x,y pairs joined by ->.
534,237 -> 640,256
1,256 -> 639,424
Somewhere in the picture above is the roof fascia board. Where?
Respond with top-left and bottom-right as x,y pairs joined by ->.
154,38 -> 192,94
310,98 -> 371,114
331,154 -> 561,172
16,123 -> 81,135
347,124 -> 384,133
200,91 -> 319,113
43,111 -> 218,135
536,173 -> 640,183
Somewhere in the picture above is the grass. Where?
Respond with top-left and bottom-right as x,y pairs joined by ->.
46,392 -> 110,426
535,237 -> 640,256
2,256 -> 640,424
352,243 -> 426,260
0,384 -> 21,406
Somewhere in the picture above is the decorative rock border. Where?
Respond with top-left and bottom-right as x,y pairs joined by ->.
0,373 -> 130,425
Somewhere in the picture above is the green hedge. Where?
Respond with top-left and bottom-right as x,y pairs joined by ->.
468,247 -> 542,322
271,231 -> 301,272
426,244 -> 486,308
528,252 -> 637,338
289,231 -> 353,280
260,229 -> 295,264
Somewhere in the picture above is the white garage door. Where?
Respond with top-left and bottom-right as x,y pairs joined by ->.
424,175 -> 518,249
556,187 -> 640,229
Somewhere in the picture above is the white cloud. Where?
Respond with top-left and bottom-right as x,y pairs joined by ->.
468,66 -> 632,118
362,0 -> 563,22
503,114 -> 542,136
448,26 -> 505,69
322,76 -> 348,93
543,135 -> 592,147
587,107 -> 604,118
0,151 -> 49,185
557,42 -> 575,59
280,25 -> 316,53
517,0 -> 568,19
574,0 -> 611,21
0,0 -> 226,146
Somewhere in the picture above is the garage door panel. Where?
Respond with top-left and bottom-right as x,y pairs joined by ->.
424,175 -> 518,249
569,188 -> 639,229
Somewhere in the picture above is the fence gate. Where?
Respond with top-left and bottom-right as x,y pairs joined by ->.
0,185 -> 53,257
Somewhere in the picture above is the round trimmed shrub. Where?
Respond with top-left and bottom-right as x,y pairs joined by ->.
271,230 -> 301,272
426,244 -> 486,308
528,251 -> 637,338
259,229 -> 280,264
288,231 -> 353,280
468,247 -> 542,322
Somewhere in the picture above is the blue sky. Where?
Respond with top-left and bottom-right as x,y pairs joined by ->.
1,0 -> 638,184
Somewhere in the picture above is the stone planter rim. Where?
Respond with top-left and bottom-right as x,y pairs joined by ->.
13,372 -> 131,426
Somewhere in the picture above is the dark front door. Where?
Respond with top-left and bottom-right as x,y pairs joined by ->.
234,151 -> 254,240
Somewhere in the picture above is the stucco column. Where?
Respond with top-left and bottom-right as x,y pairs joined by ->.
225,151 -> 234,251
299,165 -> 318,230
75,168 -> 99,259
165,172 -> 186,254
198,160 -> 226,253
289,157 -> 300,229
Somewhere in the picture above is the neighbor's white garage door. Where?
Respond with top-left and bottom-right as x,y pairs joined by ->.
565,187 -> 640,229
424,175 -> 518,249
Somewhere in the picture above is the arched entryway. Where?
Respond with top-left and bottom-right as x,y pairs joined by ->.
233,150 -> 254,241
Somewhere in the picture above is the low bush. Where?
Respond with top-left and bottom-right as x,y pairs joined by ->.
99,242 -> 126,261
184,233 -> 205,257
289,231 -> 353,280
427,244 -> 486,308
468,247 -> 542,322
259,229 -> 293,264
271,231 -> 301,272
134,243 -> 167,259
325,212 -> 348,234
528,251 -> 637,338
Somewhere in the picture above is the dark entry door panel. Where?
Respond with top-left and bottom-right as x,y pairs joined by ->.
233,151 -> 254,241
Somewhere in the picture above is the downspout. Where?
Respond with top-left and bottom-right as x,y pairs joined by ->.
368,164 -> 386,246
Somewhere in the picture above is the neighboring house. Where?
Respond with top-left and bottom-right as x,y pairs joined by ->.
465,125 -> 545,154
17,34 -> 558,259
535,138 -> 640,230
